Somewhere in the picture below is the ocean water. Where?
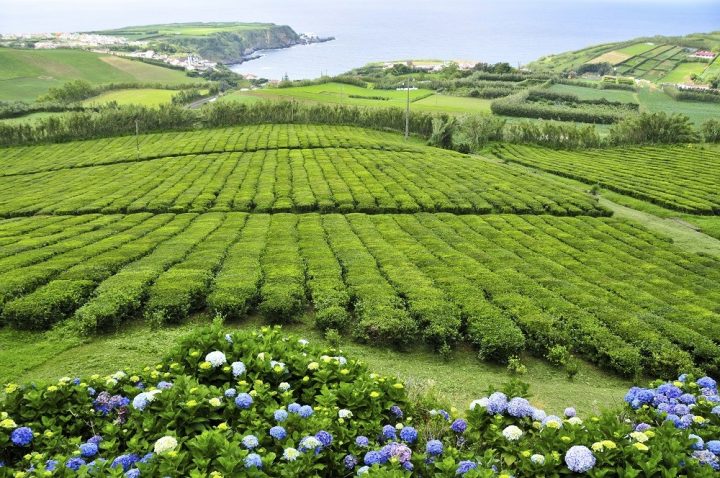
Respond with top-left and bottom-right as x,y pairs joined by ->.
1,0 -> 718,79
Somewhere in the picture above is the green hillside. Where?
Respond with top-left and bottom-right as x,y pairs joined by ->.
94,22 -> 303,63
0,48 -> 195,102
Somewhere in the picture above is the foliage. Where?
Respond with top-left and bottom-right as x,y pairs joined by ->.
664,86 -> 720,105
0,326 -> 719,476
493,143 -> 720,214
503,120 -> 602,149
609,112 -> 700,145
702,119 -> 720,143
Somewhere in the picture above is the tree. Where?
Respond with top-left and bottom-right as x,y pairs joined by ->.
609,112 -> 699,145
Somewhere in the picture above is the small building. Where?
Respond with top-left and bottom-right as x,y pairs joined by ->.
690,50 -> 716,60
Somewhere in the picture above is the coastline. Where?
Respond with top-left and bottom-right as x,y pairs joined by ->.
227,35 -> 335,67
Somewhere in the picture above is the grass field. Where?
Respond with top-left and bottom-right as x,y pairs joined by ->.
0,318 -> 631,415
637,86 -> 720,124
221,83 -> 493,115
616,42 -> 657,56
546,84 -> 638,103
0,112 -> 68,125
660,62 -> 709,84
0,48 -> 197,102
82,88 -> 178,106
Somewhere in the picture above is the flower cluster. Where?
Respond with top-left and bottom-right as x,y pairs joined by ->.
0,325 -> 718,477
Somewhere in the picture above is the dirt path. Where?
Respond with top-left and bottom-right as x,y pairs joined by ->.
598,197 -> 720,258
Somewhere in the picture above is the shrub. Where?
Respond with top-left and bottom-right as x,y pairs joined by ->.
609,112 -> 700,145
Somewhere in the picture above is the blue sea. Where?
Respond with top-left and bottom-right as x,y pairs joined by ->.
1,0 -> 718,79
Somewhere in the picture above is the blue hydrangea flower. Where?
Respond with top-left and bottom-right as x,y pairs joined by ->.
10,427 -> 33,447
564,407 -> 576,418
507,397 -> 533,418
66,458 -> 86,471
679,414 -> 694,429
664,414 -> 682,427
244,453 -> 262,468
438,409 -> 450,421
225,333 -> 233,344
456,460 -> 477,475
111,454 -> 139,471
270,426 -> 287,440
344,454 -> 358,470
679,393 -> 696,405
299,436 -> 322,453
355,436 -> 369,447
80,442 -> 99,458
87,387 -> 96,396
713,405 -> 720,415
697,377 -> 717,390
565,446 -> 596,473
487,392 -> 508,415
274,409 -> 288,422
157,381 -> 173,390
399,426 -> 417,443
125,469 -> 140,478
140,453 -> 153,464
72,378 -> 81,385
426,439 -> 443,456
224,388 -> 237,398
132,393 -> 151,411
298,405 -> 314,418
531,408 -> 547,421
692,450 -> 720,470
657,383 -> 682,399
242,435 -> 259,449
364,450 -> 386,466
451,419 -> 467,433
689,434 -> 704,450
235,393 -> 253,409
382,425 -> 396,440
707,440 -> 720,455
88,435 -> 103,445
678,374 -> 688,382
357,465 -> 370,475
390,405 -> 403,418
288,403 -> 301,414
316,431 -> 333,448
45,460 -> 58,471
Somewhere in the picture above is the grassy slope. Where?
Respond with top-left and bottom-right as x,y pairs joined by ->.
82,88 -> 178,106
0,315 -> 631,416
0,48 -> 195,102
546,84 -> 638,103
93,22 -> 278,40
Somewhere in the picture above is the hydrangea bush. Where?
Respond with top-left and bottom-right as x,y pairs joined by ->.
0,325 -> 719,477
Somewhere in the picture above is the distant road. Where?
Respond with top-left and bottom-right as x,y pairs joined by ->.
186,95 -> 219,109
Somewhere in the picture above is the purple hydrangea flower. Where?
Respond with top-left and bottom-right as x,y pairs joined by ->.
288,403 -> 301,414
507,397 -> 533,418
344,454 -> 358,469
697,377 -> 717,390
382,425 -> 396,440
390,405 -> 403,418
487,392 -> 508,415
356,436 -> 369,447
564,407 -> 576,418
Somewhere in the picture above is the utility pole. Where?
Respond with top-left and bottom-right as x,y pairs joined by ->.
135,120 -> 140,160
405,78 -> 410,140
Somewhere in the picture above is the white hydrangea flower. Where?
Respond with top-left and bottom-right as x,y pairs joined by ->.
283,447 -> 300,461
205,351 -> 227,368
338,409 -> 353,419
112,371 -> 127,381
568,417 -> 583,426
231,361 -> 246,377
502,425 -> 523,441
154,436 -> 178,454
470,397 -> 489,410
530,454 -> 545,465
298,339 -> 309,346
278,382 -> 290,392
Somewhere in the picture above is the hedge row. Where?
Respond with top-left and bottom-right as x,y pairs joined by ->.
493,143 -> 720,214
0,144 -> 609,218
2,212 -> 719,375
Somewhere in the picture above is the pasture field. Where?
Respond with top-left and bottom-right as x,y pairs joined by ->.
545,84 -> 638,103
637,86 -> 720,124
616,42 -> 657,56
659,62 -> 709,84
0,48 -> 196,102
81,88 -> 178,106
0,112 -> 68,125
0,126 -> 605,216
493,144 -> 720,214
0,211 -> 718,379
